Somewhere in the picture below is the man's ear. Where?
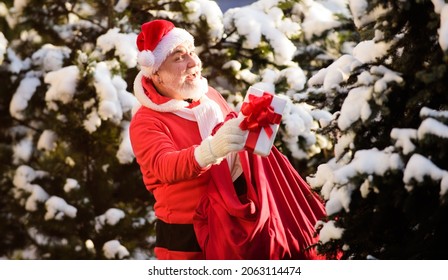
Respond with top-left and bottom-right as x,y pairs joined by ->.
152,71 -> 163,85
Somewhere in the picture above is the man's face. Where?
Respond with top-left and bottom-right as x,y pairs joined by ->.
153,43 -> 205,101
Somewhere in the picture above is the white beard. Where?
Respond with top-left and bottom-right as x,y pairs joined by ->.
177,76 -> 209,101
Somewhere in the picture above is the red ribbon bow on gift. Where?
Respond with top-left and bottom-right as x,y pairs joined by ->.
239,92 -> 282,153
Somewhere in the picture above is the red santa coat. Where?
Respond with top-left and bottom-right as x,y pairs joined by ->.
129,73 -> 233,259
130,72 -> 327,260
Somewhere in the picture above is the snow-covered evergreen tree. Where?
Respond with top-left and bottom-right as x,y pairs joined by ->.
307,0 -> 448,259
1,0 -> 157,259
4,0 -> 447,260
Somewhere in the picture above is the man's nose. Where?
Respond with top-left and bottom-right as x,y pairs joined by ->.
187,53 -> 200,67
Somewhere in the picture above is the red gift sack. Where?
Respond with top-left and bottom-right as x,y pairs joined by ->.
193,147 -> 327,260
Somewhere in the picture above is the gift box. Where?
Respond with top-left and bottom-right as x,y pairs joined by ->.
239,86 -> 287,157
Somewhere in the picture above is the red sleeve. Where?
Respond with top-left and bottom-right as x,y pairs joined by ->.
129,112 -> 207,185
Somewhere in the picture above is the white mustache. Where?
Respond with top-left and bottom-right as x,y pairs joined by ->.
185,68 -> 202,78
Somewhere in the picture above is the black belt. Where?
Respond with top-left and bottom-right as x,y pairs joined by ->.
155,219 -> 202,252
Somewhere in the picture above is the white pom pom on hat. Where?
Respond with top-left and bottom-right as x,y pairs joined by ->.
136,19 -> 195,76
137,50 -> 155,67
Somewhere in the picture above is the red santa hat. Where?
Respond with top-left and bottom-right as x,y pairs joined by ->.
136,19 -> 194,77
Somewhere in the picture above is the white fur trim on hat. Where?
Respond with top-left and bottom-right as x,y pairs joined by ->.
139,28 -> 194,77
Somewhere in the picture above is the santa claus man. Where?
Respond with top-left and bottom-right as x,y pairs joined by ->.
130,19 -> 326,260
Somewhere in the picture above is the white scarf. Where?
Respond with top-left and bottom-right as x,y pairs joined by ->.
174,95 -> 223,139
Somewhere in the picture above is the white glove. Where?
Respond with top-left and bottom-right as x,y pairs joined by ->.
194,117 -> 247,167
